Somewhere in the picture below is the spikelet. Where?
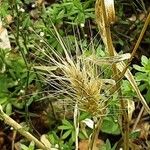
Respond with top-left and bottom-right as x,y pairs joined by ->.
51,49 -> 108,117
34,25 -> 111,117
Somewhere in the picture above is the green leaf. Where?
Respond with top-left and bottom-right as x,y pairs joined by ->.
71,130 -> 75,141
0,97 -> 8,105
111,142 -> 117,150
145,88 -> 150,102
101,139 -> 117,150
0,2 -> 9,17
48,134 -> 55,145
105,139 -> 111,149
26,96 -> 35,107
28,141 -> 35,150
20,144 -> 28,150
62,130 -> 72,139
73,0 -> 83,10
101,116 -> 120,135
75,13 -> 85,24
79,112 -> 90,121
135,72 -> 148,82
78,131 -> 87,139
6,103 -> 12,115
51,131 -> 59,141
138,83 -> 147,91
130,130 -> 140,139
22,16 -> 31,29
133,65 -> 145,72
62,119 -> 73,128
58,125 -> 73,130
141,55 -> 148,66
57,10 -> 65,20
12,99 -> 25,109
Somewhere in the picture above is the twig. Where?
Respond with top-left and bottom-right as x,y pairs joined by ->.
132,106 -> 144,131
88,118 -> 102,150
11,130 -> 17,150
74,103 -> 79,150
0,105 -> 50,150
118,12 -> 150,82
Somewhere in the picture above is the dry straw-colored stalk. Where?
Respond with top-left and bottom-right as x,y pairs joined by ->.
95,0 -> 150,114
95,0 -> 150,149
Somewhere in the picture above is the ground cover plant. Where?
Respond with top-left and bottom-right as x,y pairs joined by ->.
0,0 -> 150,150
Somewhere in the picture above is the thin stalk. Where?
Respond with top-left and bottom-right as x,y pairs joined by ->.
118,12 -> 150,81
74,103 -> 79,150
88,118 -> 102,150
11,130 -> 17,150
11,1 -> 31,126
12,1 -> 29,67
132,106 -> 144,131
100,0 -> 129,149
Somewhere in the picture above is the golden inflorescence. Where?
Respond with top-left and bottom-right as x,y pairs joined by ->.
54,55 -> 108,117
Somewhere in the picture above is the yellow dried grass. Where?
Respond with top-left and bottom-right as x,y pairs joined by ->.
54,54 -> 107,117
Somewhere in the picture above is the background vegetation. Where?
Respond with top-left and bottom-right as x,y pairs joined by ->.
0,0 -> 150,149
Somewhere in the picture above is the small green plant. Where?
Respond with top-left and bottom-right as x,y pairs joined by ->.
20,141 -> 36,150
58,119 -> 75,143
0,48 -> 37,114
101,139 -> 117,150
121,80 -> 135,97
48,131 -> 73,149
0,0 -> 9,17
101,116 -> 121,135
133,55 -> 150,102
45,0 -> 95,25
57,112 -> 91,148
